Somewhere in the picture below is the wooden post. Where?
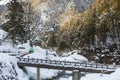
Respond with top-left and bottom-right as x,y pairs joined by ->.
78,70 -> 81,80
37,68 -> 40,80
72,70 -> 81,80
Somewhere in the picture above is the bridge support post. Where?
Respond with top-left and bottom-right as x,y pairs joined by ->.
72,70 -> 81,80
37,68 -> 40,80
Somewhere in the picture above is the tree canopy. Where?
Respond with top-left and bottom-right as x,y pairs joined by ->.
2,0 -> 27,44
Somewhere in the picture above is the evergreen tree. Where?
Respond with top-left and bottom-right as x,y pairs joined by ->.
4,0 -> 27,44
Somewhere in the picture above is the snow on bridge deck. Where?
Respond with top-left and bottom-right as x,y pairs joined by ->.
17,57 -> 116,74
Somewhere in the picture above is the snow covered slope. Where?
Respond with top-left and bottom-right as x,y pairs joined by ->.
0,29 -> 17,53
0,34 -> 119,80
0,46 -> 119,80
0,54 -> 28,80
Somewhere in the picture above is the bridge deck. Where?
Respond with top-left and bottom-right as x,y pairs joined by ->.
17,57 -> 116,74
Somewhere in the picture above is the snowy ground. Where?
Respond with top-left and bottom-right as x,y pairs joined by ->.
59,69 -> 120,80
19,44 -> 120,80
0,29 -> 120,80
0,54 -> 28,80
0,44 -> 120,80
18,42 -> 88,79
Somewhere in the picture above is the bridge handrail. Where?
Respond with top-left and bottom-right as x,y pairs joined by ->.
18,57 -> 116,70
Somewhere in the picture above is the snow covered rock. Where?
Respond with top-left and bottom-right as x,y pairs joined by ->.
62,50 -> 88,62
0,54 -> 28,80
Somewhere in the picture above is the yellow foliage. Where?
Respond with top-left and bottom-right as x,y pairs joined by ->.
31,0 -> 47,7
59,10 -> 79,31
60,0 -> 120,33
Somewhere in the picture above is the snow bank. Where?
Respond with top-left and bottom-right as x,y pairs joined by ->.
23,48 -> 88,79
25,67 -> 62,79
23,46 -> 62,79
23,46 -> 47,59
59,68 -> 120,80
81,68 -> 120,80
0,29 -> 17,53
59,77 -> 72,80
0,29 -> 7,40
107,68 -> 120,80
62,50 -> 88,62
0,54 -> 28,80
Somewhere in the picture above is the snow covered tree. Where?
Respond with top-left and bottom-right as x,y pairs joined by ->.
3,0 -> 27,44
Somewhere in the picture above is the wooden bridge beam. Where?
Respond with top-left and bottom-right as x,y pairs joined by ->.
72,70 -> 81,80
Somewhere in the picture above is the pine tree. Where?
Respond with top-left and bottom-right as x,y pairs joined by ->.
4,0 -> 27,44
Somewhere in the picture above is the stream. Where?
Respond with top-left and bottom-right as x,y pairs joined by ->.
43,71 -> 85,80
42,71 -> 72,80
43,74 -> 71,80
28,70 -> 85,80
53,74 -> 73,80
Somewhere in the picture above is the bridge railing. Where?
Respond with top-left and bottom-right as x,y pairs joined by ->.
18,57 -> 116,70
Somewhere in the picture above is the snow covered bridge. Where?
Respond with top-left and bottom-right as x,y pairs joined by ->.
17,57 -> 116,80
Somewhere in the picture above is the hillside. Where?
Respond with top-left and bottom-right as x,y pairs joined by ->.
20,0 -> 94,50
0,0 -> 120,80
31,0 -> 94,26
0,0 -> 120,64
61,0 -> 120,31
0,0 -> 94,44
59,0 -> 120,63
60,0 -> 120,46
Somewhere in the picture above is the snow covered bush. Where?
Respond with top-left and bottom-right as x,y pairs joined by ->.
0,54 -> 28,80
